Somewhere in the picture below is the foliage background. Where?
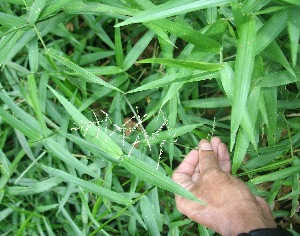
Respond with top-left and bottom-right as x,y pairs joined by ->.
0,0 -> 300,235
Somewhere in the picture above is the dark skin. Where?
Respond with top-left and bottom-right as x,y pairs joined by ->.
172,137 -> 276,236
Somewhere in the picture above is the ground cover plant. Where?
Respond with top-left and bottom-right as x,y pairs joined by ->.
0,0 -> 300,235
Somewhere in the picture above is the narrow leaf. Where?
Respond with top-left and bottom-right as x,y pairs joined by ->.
43,138 -> 98,178
49,87 -> 123,159
153,20 -> 221,52
139,58 -> 223,71
251,165 -> 300,184
41,165 -> 131,205
126,74 -> 177,94
123,30 -> 155,71
140,196 -> 160,236
255,9 -> 288,55
183,97 -> 230,108
116,0 -> 235,26
288,7 -> 300,67
28,74 -> 48,136
231,15 -> 256,150
256,68 -> 300,87
27,0 -> 46,25
48,49 -> 122,92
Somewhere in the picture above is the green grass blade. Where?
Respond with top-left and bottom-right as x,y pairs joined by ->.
27,0 -> 46,25
16,213 -> 34,236
0,30 -> 23,67
0,207 -> 15,221
40,0 -> 72,19
158,83 -> 182,111
264,41 -> 295,77
114,24 -> 124,68
7,177 -> 63,195
167,96 -> 177,167
251,165 -> 300,184
232,128 -> 250,175
278,99 -> 300,109
0,84 -> 36,126
121,156 -> 205,205
242,0 -> 270,14
79,74 -> 127,111
14,130 -> 35,161
288,7 -> 300,67
145,22 -> 175,46
48,49 -> 122,92
49,87 -> 123,159
62,132 -> 120,164
0,12 -> 27,28
233,102 -> 259,173
279,0 -> 300,6
28,74 -> 48,136
256,68 -> 300,87
183,97 -> 230,108
66,66 -> 123,76
65,2 -> 134,17
83,15 -> 114,49
126,74 -> 177,94
241,87 -> 260,147
43,138 -> 98,178
153,20 -> 221,52
262,87 -> 277,145
206,7 -> 218,24
255,9 -> 288,55
230,15 -> 256,151
78,51 -> 115,66
219,62 -> 234,101
146,124 -> 199,145
14,151 -> 45,184
237,157 -> 294,176
277,188 -> 300,201
116,0 -> 235,26
28,37 -> 39,72
139,58 -> 223,71
60,207 -> 84,236
78,188 -> 100,228
291,173 -> 299,216
123,30 -> 155,71
0,107 -> 40,140
41,164 -> 131,205
140,196 -> 160,236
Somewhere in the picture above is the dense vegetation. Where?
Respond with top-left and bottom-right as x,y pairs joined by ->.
0,0 -> 299,235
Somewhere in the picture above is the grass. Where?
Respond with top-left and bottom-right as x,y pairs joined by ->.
0,0 -> 300,235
